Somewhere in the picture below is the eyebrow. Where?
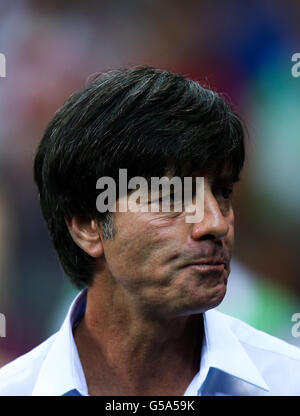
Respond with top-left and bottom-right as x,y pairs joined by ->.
189,172 -> 241,186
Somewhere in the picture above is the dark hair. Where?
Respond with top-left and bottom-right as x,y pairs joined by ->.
34,66 -> 245,289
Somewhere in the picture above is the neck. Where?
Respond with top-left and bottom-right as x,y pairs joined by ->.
73,275 -> 203,395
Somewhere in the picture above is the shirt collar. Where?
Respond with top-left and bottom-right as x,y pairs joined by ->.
196,308 -> 270,394
32,289 -> 269,396
32,289 -> 88,396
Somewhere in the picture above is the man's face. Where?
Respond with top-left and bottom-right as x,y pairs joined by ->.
100,171 -> 236,319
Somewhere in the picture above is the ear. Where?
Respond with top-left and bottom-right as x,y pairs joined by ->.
65,217 -> 104,258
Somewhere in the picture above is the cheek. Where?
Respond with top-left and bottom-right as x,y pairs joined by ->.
101,211 -> 189,287
102,224 -> 163,282
228,216 -> 234,236
225,209 -> 235,245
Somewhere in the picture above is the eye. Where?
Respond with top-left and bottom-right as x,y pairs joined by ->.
169,192 -> 175,202
216,186 -> 233,199
157,192 -> 176,203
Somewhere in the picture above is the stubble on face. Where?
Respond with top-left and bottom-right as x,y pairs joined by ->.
99,199 -> 234,320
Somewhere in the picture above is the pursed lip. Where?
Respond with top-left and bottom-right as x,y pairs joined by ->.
183,257 -> 229,272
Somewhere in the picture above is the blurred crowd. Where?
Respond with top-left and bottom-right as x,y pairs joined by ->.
0,0 -> 300,366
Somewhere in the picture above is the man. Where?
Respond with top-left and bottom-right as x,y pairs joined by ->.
0,66 -> 300,396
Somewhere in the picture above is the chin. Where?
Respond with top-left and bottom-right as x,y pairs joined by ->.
182,282 -> 228,316
208,283 -> 228,310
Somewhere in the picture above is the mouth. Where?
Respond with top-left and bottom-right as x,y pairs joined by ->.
183,258 -> 228,275
186,263 -> 225,274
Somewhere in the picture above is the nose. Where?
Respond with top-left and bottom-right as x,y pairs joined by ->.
190,191 -> 230,241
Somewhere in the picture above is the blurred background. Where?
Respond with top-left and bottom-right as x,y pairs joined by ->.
0,0 -> 299,367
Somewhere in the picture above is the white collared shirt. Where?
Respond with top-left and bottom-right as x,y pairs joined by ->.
1,289 -> 300,396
